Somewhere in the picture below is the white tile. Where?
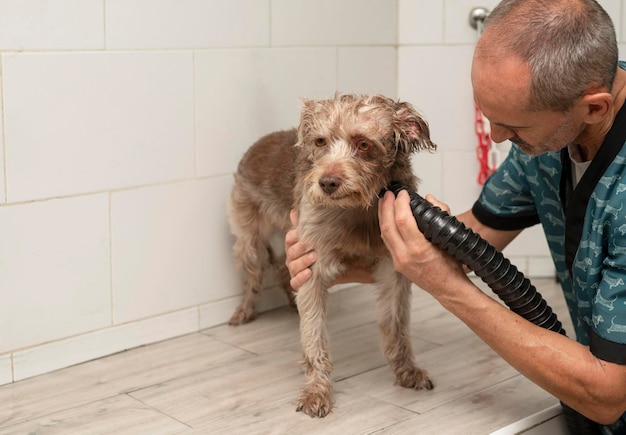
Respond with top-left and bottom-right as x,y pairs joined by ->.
13,308 -> 198,381
528,257 -> 556,279
111,177 -> 240,324
0,354 -> 11,386
3,52 -> 194,202
505,224 -> 551,257
445,0 -> 620,45
444,0 -> 501,44
411,150 -> 443,200
0,0 -> 104,50
199,285 -> 289,329
596,1 -> 621,42
205,176 -> 244,302
199,297 -> 240,330
271,0 -> 396,46
0,96 -> 4,204
398,46 -> 476,155
105,0 -> 270,49
194,48 -> 337,177
400,45 -> 467,132
398,0 -> 444,45
337,47 -> 396,97
621,9 -> 626,44
0,194 -> 111,354
442,150 -> 483,214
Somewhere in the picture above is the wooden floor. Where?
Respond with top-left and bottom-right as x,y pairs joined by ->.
0,278 -> 572,435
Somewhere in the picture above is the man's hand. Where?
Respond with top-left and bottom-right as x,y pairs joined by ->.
285,210 -> 375,290
285,210 -> 317,290
378,190 -> 467,295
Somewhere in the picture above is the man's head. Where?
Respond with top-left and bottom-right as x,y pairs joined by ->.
472,0 -> 618,155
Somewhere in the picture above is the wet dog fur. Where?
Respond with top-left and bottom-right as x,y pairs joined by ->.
227,93 -> 437,418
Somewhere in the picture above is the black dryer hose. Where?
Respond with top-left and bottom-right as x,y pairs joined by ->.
387,182 -> 565,335
387,182 -> 606,434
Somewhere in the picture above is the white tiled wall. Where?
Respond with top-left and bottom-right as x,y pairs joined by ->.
0,0 -> 622,385
194,48 -> 338,176
271,0 -> 396,46
0,0 -> 104,50
105,0 -> 271,49
0,0 -> 399,385
0,194 -> 111,354
3,51 -> 195,202
110,179 -> 238,324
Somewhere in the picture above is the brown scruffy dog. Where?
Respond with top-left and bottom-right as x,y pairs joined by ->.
227,93 -> 437,418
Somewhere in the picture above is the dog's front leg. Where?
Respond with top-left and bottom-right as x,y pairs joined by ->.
295,277 -> 333,418
374,260 -> 434,391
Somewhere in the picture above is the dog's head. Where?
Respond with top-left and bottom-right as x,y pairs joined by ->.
295,93 -> 436,209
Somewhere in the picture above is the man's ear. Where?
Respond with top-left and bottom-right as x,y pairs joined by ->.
580,91 -> 611,124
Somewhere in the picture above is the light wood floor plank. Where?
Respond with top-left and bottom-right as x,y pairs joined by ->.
0,334 -> 250,427
338,333 -> 523,414
374,376 -> 559,435
0,394 -> 192,435
129,349 -> 305,428
0,278 -> 571,434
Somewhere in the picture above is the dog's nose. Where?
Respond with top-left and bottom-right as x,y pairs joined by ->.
319,176 -> 341,194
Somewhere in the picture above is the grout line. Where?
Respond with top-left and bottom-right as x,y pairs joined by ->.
197,306 -> 201,332
6,304 -> 202,356
108,191 -> 115,325
102,0 -> 107,49
127,394 -> 193,429
1,54 -> 7,203
0,173 -> 234,208
336,47 -> 340,90
0,393 -> 146,432
192,50 -> 198,177
268,0 -> 273,46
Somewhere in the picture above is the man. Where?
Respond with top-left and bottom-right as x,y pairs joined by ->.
286,0 -> 626,432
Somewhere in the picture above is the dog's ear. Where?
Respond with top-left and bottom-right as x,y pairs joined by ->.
295,98 -> 316,148
390,101 -> 437,154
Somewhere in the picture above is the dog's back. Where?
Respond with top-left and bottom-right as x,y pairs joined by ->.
232,128 -> 300,231
227,128 -> 302,324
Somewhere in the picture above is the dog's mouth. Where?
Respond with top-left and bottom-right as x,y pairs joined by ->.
309,180 -> 378,209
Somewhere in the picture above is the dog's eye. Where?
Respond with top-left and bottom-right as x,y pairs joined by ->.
356,140 -> 371,152
314,137 -> 327,147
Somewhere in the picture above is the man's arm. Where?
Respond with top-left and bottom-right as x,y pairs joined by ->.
456,208 -> 523,252
379,190 -> 626,424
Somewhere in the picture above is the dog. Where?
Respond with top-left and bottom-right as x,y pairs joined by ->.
227,93 -> 437,418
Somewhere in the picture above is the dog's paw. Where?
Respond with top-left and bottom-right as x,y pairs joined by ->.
296,392 -> 333,418
228,307 -> 257,325
395,367 -> 435,391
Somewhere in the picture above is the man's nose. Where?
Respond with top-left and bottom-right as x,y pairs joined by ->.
489,123 -> 515,143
